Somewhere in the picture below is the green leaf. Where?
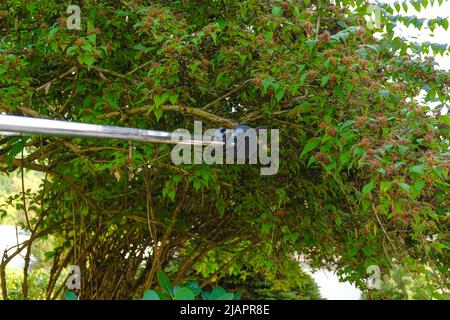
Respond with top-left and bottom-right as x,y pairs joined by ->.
154,93 -> 169,107
300,72 -> 308,85
363,246 -> 374,256
217,199 -> 225,215
307,156 -> 316,167
7,137 -> 29,169
362,180 -> 375,198
133,43 -> 149,52
398,182 -> 410,193
402,2 -> 409,12
185,281 -> 202,296
272,6 -> 282,17
440,115 -> 450,126
154,107 -> 163,121
333,85 -> 345,100
410,165 -> 425,175
412,0 -> 422,11
142,290 -> 161,300
376,167 -> 386,176
300,138 -> 320,158
64,291 -> 78,300
210,286 -> 226,300
87,33 -> 96,45
275,88 -> 285,102
339,151 -> 351,167
380,180 -> 392,193
339,120 -> 355,131
77,53 -> 95,66
321,75 -> 329,87
305,39 -> 318,50
216,293 -> 235,300
201,291 -> 211,300
261,79 -> 272,94
157,271 -> 173,296
262,222 -> 273,234
169,94 -> 179,105
174,287 -> 195,300
398,145 -> 409,154
331,31 -> 349,43
411,179 -> 425,198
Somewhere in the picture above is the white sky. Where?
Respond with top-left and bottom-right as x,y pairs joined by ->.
307,269 -> 362,299
380,0 -> 450,69
0,225 -> 34,269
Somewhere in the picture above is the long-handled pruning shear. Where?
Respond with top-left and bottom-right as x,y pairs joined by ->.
0,114 -> 223,146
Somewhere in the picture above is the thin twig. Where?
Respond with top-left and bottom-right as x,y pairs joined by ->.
373,204 -> 399,260
36,67 -> 77,92
202,79 -> 253,111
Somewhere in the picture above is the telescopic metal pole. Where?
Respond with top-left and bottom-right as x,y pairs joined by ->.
0,114 -> 224,146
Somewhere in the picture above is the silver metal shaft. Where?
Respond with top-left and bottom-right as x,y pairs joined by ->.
0,115 -> 223,146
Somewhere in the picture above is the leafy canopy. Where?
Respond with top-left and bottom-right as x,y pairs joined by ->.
0,0 -> 449,299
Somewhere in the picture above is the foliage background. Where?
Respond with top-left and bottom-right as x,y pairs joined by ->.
0,0 -> 448,299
